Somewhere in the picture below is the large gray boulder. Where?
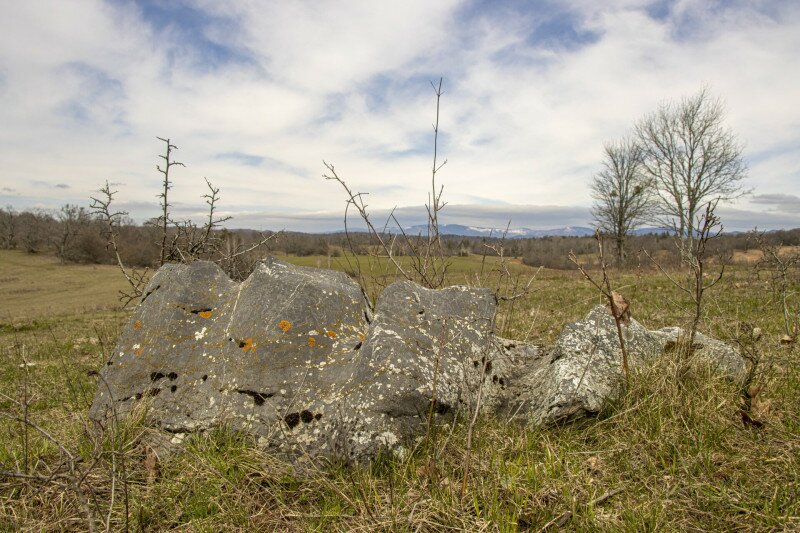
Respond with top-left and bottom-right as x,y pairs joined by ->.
335,281 -> 519,459
91,260 -> 747,461
91,259 -> 516,460
506,305 -> 747,425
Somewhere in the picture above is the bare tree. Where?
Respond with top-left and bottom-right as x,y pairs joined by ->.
324,78 -> 451,293
155,136 -> 185,266
645,200 -> 726,381
54,204 -> 90,263
635,88 -> 748,250
0,205 -> 16,249
590,138 -> 652,263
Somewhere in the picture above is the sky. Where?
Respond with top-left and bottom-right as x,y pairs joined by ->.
0,0 -> 798,233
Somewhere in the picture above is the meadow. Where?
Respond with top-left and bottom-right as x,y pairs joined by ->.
1,248 -> 798,531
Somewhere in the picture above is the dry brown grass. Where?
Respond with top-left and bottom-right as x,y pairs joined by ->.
1,250 -> 798,531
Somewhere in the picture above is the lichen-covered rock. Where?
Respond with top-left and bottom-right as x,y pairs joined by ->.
91,257 -> 371,457
90,259 -> 518,461
507,305 -> 747,425
91,260 -> 747,462
509,305 -> 664,425
336,282 -> 517,459
650,326 -> 747,381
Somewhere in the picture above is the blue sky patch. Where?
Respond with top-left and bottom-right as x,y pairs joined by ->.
126,0 -> 256,72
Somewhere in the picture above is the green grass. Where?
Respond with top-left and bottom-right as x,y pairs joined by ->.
1,250 -> 798,531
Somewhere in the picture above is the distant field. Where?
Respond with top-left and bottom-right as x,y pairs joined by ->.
0,250 -> 133,321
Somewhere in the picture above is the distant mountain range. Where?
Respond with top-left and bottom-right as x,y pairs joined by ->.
381,224 -> 671,239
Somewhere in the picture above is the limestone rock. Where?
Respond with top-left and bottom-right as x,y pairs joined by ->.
650,326 -> 747,380
90,259 -> 513,461
91,259 -> 748,462
509,305 -> 662,425
336,281 -> 514,459
507,305 -> 746,425
91,257 -> 371,457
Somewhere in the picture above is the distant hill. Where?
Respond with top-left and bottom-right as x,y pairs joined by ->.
334,223 -> 675,238
386,224 -> 673,238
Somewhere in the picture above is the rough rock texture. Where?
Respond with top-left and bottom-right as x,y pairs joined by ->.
91,260 -> 747,461
650,327 -> 747,380
506,306 -> 748,425
509,306 -> 679,425
336,281 -> 519,459
91,259 -> 516,460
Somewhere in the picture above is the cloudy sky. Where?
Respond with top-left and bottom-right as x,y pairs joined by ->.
1,0 -> 798,232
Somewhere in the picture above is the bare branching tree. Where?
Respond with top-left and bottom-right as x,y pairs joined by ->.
325,78 -> 451,293
54,204 -> 90,264
90,183 -> 150,306
635,88 -> 748,251
590,137 -> 653,263
155,136 -> 185,266
752,230 -> 799,341
645,200 -> 726,379
0,205 -> 17,249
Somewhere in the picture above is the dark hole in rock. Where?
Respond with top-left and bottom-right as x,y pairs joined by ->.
485,360 -> 493,373
237,389 -> 274,406
190,308 -> 212,314
300,410 -> 314,423
354,341 -> 362,350
238,340 -> 246,348
314,413 -> 322,420
170,385 -> 177,393
492,375 -> 499,384
499,377 -> 505,386
202,374 -> 208,381
418,309 -> 425,315
106,360 -> 112,366
430,400 -> 451,415
284,412 -> 300,429
150,372 -> 165,382
134,393 -> 142,400
363,310 -> 371,324
472,360 -> 479,368
168,372 -> 178,381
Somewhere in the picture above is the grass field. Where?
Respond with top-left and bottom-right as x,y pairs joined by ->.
1,250 -> 798,531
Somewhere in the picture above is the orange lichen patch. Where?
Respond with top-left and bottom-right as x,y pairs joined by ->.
198,311 -> 213,319
279,320 -> 292,333
358,333 -> 366,341
307,337 -> 317,348
134,348 -> 144,356
133,320 -> 142,331
241,337 -> 256,353
326,330 -> 337,339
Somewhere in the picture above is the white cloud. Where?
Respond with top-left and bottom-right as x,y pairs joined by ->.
0,0 -> 798,232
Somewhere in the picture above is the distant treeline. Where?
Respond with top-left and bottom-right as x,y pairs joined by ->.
2,205 -> 799,270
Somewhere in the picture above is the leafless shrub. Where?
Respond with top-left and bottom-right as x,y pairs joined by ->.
752,230 -> 800,341
569,232 -> 631,382
645,200 -> 727,379
90,182 -> 150,306
324,78 -> 451,297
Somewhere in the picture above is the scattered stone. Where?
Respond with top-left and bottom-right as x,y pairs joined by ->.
650,327 -> 747,380
90,261 -> 747,462
507,305 -> 663,425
